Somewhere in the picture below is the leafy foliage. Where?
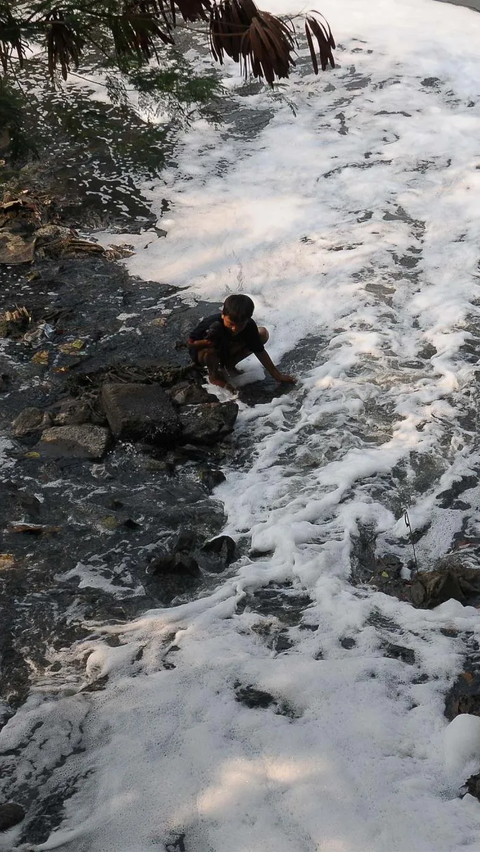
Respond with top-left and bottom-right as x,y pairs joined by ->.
104,57 -> 224,123
0,0 -> 335,85
0,79 -> 37,159
0,0 -> 335,160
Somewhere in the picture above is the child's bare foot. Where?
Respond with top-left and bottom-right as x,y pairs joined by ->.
208,372 -> 236,393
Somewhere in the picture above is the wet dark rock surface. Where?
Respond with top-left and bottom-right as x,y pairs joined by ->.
234,682 -> 299,718
444,641 -> 480,804
0,802 -> 25,831
101,382 -> 181,443
36,423 -> 112,459
0,252 -> 242,722
351,522 -> 480,609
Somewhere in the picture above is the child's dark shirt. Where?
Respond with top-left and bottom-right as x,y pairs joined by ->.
188,313 -> 265,355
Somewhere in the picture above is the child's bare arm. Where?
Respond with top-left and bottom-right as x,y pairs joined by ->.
255,351 -> 296,384
188,338 -> 212,349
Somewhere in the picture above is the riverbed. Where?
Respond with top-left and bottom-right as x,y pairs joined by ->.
3,0 -> 480,850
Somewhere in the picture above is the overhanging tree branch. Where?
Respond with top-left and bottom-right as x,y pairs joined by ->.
0,0 -> 335,85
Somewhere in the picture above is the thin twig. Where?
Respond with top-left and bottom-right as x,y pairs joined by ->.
403,509 -> 418,574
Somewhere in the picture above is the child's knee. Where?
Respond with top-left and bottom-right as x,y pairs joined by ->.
198,348 -> 217,367
258,326 -> 269,344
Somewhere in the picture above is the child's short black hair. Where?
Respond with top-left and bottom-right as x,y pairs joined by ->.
222,294 -> 255,322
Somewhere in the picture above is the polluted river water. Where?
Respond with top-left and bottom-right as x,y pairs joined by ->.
4,0 -> 480,849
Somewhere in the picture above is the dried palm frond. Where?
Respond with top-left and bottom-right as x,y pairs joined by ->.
305,10 -> 335,73
173,0 -> 211,24
0,5 -> 26,73
111,11 -> 174,60
122,1 -> 174,47
209,0 -> 296,85
46,13 -> 84,80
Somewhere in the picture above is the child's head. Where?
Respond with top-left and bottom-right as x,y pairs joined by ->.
222,295 -> 254,334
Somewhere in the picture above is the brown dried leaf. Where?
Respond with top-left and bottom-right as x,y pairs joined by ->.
31,349 -> 49,365
305,12 -> 335,73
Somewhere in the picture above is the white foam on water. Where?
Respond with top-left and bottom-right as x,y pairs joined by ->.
445,714 -> 480,776
6,0 -> 480,850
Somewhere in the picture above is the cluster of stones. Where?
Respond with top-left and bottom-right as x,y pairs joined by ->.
12,377 -> 239,459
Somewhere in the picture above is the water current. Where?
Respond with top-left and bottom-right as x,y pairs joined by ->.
4,0 -> 480,849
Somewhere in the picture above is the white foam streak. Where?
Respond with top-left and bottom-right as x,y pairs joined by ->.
12,1 -> 480,850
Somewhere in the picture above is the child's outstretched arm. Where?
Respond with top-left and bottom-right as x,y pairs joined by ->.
255,351 -> 296,384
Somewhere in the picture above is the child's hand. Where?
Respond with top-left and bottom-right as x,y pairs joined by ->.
276,373 -> 296,384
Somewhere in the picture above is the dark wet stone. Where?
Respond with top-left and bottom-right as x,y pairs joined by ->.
18,788 -> 72,845
53,400 -> 96,426
238,379 -> 295,407
0,626 -> 32,710
179,401 -> 238,444
174,443 -> 209,461
12,407 -> 45,436
235,684 -> 275,709
197,466 -> 226,490
146,549 -> 202,604
345,77 -> 369,90
412,673 -> 429,685
174,527 -> 197,553
0,802 -> 25,831
249,547 -> 275,558
199,534 -> 236,575
169,381 -> 216,406
418,343 -> 437,359
274,631 -> 294,653
366,611 -> 401,632
357,210 -> 373,222
234,683 -> 298,717
464,772 -> 480,801
202,534 -> 236,563
452,500 -> 471,511
367,555 -> 409,601
437,476 -> 477,509
440,627 -> 459,638
237,583 -> 312,626
165,832 -> 186,852
340,637 -> 356,649
381,642 -> 415,665
445,668 -> 480,721
3,483 -> 42,520
410,563 -> 480,609
392,253 -> 419,269
36,424 -> 111,459
80,674 -> 109,692
122,517 -> 141,530
101,382 -> 180,445
149,552 -> 200,578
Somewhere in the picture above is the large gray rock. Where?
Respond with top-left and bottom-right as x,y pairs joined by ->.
37,425 -> 111,459
0,802 -> 25,831
12,407 -> 45,436
169,381 -> 217,406
410,562 -> 480,609
101,382 -> 180,445
179,401 -> 238,444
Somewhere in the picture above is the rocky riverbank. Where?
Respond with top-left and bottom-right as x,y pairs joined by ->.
0,194 -> 245,726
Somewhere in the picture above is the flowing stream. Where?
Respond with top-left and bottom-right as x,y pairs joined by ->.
4,0 -> 480,849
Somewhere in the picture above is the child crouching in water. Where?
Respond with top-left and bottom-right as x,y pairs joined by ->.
187,294 -> 296,392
